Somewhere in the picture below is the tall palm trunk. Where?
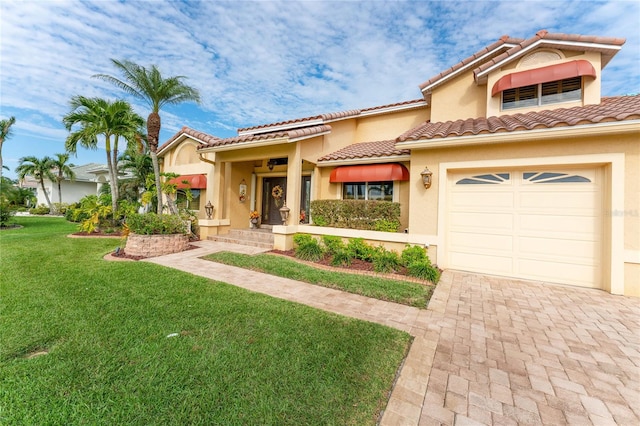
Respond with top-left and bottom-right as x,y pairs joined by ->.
104,136 -> 119,216
148,112 -> 163,214
39,179 -> 53,211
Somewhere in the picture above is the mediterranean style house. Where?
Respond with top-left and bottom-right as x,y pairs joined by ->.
158,30 -> 640,297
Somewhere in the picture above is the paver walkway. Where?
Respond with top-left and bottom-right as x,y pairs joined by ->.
146,240 -> 640,425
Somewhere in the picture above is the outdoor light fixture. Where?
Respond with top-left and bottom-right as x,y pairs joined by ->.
421,166 -> 433,189
279,201 -> 290,225
239,179 -> 247,203
267,159 -> 275,171
205,201 -> 214,219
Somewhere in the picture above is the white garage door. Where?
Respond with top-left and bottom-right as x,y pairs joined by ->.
447,168 -> 602,288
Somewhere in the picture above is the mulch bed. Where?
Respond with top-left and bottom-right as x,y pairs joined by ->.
109,244 -> 199,261
270,249 -> 419,281
70,231 -> 123,238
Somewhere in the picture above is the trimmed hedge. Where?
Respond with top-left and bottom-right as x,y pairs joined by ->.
126,213 -> 188,235
310,200 -> 401,232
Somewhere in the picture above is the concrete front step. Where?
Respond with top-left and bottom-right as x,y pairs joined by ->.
208,228 -> 274,249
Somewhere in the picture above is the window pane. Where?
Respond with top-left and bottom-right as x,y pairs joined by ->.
541,77 -> 582,104
343,183 -> 366,200
502,84 -> 538,109
367,181 -> 393,201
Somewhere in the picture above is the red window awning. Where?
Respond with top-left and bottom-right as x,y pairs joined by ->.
167,174 -> 207,189
329,163 -> 409,183
491,60 -> 597,97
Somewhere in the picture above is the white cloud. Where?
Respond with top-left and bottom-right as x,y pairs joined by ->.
1,0 -> 638,178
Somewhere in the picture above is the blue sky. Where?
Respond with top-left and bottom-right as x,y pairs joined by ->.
1,0 -> 639,179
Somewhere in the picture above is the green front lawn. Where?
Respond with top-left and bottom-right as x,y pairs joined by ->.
204,251 -> 434,308
0,217 -> 411,425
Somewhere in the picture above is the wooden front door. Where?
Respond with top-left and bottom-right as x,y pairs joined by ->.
261,177 -> 287,225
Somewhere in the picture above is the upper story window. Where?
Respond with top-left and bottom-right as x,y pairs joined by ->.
343,181 -> 393,201
502,76 -> 582,110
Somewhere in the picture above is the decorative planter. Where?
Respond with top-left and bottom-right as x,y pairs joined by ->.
124,232 -> 189,257
250,218 -> 260,229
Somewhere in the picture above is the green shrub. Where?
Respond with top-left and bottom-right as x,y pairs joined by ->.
401,245 -> 428,266
52,203 -> 69,215
310,200 -> 401,231
374,219 -> 400,232
0,200 -> 15,226
126,213 -> 188,235
372,247 -> 401,273
29,204 -> 50,215
293,234 -> 324,262
407,261 -> 440,283
330,249 -> 352,267
322,235 -> 345,255
346,238 -> 375,262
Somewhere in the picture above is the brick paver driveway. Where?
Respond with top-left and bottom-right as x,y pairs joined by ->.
387,271 -> 640,425
148,242 -> 639,425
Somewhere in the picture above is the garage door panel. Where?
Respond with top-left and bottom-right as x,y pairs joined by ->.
519,214 -> 599,239
450,252 -> 513,275
518,258 -> 599,288
519,236 -> 598,261
450,212 -> 513,232
448,167 -> 602,289
520,190 -> 599,212
451,191 -> 514,209
450,231 -> 513,252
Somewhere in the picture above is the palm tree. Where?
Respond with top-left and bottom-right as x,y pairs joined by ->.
50,153 -> 76,212
63,96 -> 144,215
118,148 -> 153,206
16,156 -> 55,211
0,116 -> 16,180
94,60 -> 201,214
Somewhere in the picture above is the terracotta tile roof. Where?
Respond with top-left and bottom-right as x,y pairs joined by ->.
199,124 -> 332,149
158,126 -> 220,153
418,35 -> 523,91
397,95 -> 640,142
474,30 -> 626,81
318,140 -> 410,162
238,99 -> 426,134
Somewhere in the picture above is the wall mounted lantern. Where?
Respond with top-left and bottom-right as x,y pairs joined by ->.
267,159 -> 275,171
205,201 -> 214,219
420,166 -> 433,189
279,201 -> 290,225
239,179 -> 247,203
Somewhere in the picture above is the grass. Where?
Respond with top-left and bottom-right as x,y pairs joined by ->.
0,217 -> 411,425
204,252 -> 434,308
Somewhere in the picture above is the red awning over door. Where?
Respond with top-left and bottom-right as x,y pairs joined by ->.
167,174 -> 207,189
491,60 -> 597,96
329,163 -> 409,183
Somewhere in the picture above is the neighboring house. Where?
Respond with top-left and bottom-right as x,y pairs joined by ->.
23,163 -> 111,206
158,30 -> 640,296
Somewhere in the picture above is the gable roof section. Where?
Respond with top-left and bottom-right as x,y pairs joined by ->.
199,124 -> 332,152
396,95 -> 640,144
418,35 -> 523,94
67,163 -> 107,182
474,30 -> 625,84
158,126 -> 221,156
318,140 -> 410,165
238,99 -> 427,136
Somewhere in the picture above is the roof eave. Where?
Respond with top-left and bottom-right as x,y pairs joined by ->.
317,154 -> 411,167
198,137 -> 290,153
396,120 -> 640,150
420,43 -> 518,94
475,40 -> 624,82
238,118 -> 325,136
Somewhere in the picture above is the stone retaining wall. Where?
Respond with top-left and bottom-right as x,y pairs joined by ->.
125,233 -> 189,257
